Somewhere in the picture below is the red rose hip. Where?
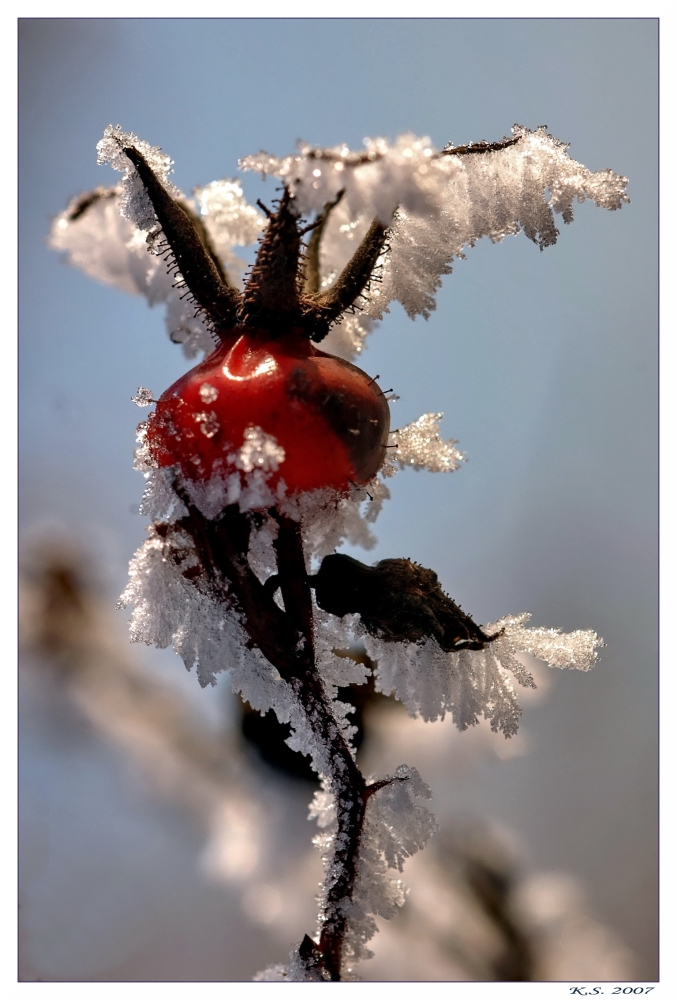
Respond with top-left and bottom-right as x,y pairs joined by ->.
147,328 -> 390,497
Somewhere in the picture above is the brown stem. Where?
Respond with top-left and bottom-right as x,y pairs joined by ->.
301,132 -> 521,167
440,135 -> 521,156
171,489 -> 302,677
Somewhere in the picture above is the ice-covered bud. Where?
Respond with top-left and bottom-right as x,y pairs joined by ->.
312,554 -> 494,652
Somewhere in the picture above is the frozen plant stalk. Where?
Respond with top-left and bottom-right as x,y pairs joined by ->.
52,123 -> 625,981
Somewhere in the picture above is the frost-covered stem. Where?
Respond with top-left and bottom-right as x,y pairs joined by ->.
172,497 -> 373,979
293,669 -> 367,980
272,513 -> 369,980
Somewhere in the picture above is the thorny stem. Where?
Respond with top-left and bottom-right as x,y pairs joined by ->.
169,491 -> 377,980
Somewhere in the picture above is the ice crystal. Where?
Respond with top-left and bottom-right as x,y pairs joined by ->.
198,382 -> 219,403
139,468 -> 188,522
241,133 -> 459,224
246,513 -> 279,585
194,410 -> 220,439
131,386 -> 156,407
194,177 -> 267,268
232,426 -> 285,474
132,420 -> 156,473
321,311 -> 378,361
96,124 -> 179,232
51,133 -> 265,359
254,952 -> 330,983
359,613 -> 603,736
118,524 -> 338,775
390,413 -> 465,473
366,125 -> 629,322
257,766 -> 437,980
278,482 -> 388,566
54,124 -> 627,367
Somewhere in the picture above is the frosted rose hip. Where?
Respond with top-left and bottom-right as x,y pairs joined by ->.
147,328 -> 390,495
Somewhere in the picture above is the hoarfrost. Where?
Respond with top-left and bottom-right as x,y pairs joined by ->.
198,382 -> 219,403
260,765 -> 437,980
55,125 -> 628,367
321,312 -> 379,361
279,482 -> 389,567
131,386 -> 156,407
50,185 -> 215,359
359,613 -> 603,737
133,420 -> 156,473
174,462 -> 279,521
118,523 -> 337,774
50,187 -> 148,297
138,428 -> 289,523
96,124 -> 179,232
390,413 -> 465,473
311,606 -> 371,749
306,199 -> 387,360
195,178 -> 267,282
365,125 -> 629,323
242,125 -> 628,327
309,765 -> 438,970
241,133 -> 460,224
254,952 -> 330,983
139,468 -> 188,522
232,426 -> 285,474
52,130 -> 263,359
194,411 -> 220,438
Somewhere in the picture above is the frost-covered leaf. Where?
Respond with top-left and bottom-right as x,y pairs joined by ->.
50,184 -> 216,358
361,613 -> 603,737
241,133 -> 455,225
242,125 -> 628,327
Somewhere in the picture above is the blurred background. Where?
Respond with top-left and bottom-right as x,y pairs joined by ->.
19,18 -> 657,982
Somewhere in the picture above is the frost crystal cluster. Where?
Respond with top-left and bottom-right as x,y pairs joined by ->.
53,122 -> 624,981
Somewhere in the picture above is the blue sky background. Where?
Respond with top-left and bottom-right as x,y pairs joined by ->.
19,18 -> 658,980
